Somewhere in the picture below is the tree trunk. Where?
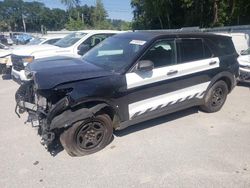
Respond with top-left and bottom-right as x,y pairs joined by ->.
166,13 -> 171,29
213,0 -> 219,26
158,15 -> 164,29
230,0 -> 236,16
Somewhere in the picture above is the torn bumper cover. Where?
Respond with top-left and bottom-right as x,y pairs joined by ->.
15,82 -> 57,147
15,83 -> 109,149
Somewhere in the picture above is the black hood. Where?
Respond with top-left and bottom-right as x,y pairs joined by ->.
27,56 -> 113,89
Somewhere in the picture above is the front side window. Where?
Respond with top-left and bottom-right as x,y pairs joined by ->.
140,40 -> 176,68
54,32 -> 86,48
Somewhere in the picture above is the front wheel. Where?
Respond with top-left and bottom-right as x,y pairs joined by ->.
200,80 -> 228,113
60,114 -> 113,157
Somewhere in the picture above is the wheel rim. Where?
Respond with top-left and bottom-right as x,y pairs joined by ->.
211,87 -> 224,107
76,121 -> 105,150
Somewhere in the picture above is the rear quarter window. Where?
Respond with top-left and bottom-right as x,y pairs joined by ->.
206,37 -> 237,56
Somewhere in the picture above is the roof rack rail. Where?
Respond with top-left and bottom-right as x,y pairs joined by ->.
134,25 -> 250,33
134,27 -> 204,33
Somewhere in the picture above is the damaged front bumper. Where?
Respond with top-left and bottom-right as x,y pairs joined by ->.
15,100 -> 56,147
15,82 -> 59,149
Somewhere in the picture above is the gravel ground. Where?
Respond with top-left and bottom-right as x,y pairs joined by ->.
0,77 -> 250,188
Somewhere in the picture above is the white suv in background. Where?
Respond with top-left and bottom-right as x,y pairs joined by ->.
238,48 -> 250,82
27,35 -> 66,46
11,30 -> 122,83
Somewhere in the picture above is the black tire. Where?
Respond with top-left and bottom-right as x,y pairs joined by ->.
60,114 -> 113,157
200,80 -> 228,113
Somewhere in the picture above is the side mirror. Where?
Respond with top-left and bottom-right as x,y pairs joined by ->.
138,60 -> 154,72
78,44 -> 90,56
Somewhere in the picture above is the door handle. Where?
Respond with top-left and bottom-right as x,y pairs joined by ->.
209,61 -> 217,65
167,70 -> 178,75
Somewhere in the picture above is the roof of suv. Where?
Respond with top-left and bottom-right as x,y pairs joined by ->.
115,31 -> 231,41
75,30 -> 125,34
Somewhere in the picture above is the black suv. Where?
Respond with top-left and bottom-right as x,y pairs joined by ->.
15,32 -> 239,157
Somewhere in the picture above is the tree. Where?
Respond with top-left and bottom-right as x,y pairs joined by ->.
65,17 -> 85,30
92,0 -> 111,29
131,0 -> 250,29
60,0 -> 80,9
0,0 -> 129,32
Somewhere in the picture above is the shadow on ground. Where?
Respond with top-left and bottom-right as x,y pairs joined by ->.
49,107 -> 199,157
237,82 -> 250,88
2,74 -> 12,80
114,107 -> 199,137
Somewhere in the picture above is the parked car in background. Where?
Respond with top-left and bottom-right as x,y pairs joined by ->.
15,32 -> 239,157
0,34 -> 8,45
11,30 -> 122,83
11,33 -> 33,45
238,48 -> 250,82
0,43 -> 11,74
6,36 -> 14,45
27,35 -> 66,46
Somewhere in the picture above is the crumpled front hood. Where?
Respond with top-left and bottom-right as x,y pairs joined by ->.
27,56 -> 113,89
12,44 -> 60,57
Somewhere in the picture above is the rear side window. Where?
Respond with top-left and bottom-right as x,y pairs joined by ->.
178,39 -> 203,63
206,37 -> 236,56
216,38 -> 236,55
178,39 -> 214,63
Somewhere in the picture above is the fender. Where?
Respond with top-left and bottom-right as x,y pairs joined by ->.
70,97 -> 122,121
207,71 -> 236,93
49,103 -> 108,130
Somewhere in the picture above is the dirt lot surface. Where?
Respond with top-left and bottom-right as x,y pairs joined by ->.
0,78 -> 250,188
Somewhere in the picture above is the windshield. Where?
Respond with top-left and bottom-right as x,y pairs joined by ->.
241,48 -> 250,55
54,32 -> 86,48
0,43 -> 5,49
28,38 -> 45,45
82,36 -> 148,73
0,43 -> 8,49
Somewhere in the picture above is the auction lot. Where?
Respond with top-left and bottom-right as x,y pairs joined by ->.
0,77 -> 250,188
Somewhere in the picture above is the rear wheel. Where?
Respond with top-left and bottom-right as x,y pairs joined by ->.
60,114 -> 113,157
200,80 -> 228,113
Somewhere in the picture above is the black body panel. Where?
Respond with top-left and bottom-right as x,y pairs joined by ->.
15,31 -> 239,149
28,57 -> 114,89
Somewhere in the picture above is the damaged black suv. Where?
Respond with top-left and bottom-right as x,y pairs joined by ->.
15,32 -> 239,157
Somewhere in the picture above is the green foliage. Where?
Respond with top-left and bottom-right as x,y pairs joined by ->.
0,0 -> 131,32
92,0 -> 110,29
65,17 -> 85,30
131,0 -> 250,29
108,19 -> 132,30
60,0 -> 80,9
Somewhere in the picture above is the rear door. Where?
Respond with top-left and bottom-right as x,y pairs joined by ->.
124,38 -> 219,121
